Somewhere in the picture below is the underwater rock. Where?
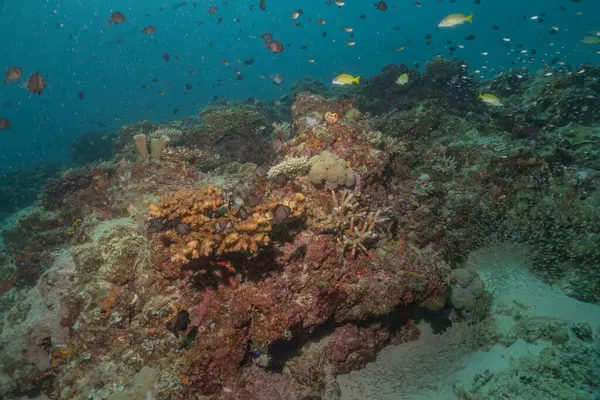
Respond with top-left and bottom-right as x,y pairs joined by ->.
181,105 -> 272,165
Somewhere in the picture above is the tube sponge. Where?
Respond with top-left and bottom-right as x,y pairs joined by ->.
308,151 -> 355,190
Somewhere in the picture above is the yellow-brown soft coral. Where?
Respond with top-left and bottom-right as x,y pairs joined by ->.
149,186 -> 305,265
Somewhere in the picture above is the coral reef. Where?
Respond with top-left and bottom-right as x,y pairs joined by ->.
2,58 -> 600,400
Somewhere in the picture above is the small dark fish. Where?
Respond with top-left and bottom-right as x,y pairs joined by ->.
152,78 -> 158,83
492,25 -> 499,30
267,40 -> 284,53
244,194 -> 260,207
162,52 -> 170,62
218,17 -> 223,24
77,90 -> 84,99
243,58 -> 255,66
260,32 -> 273,41
4,66 -> 22,83
274,174 -> 287,186
272,138 -> 283,152
359,14 -> 366,19
374,1 -> 387,11
141,26 -> 156,34
300,45 -> 308,50
272,205 -> 291,223
0,117 -> 11,130
185,83 -> 192,91
176,223 -> 190,236
465,34 -> 476,40
236,206 -> 251,220
236,74 -> 244,80
166,310 -> 190,337
255,164 -> 269,178
27,72 -> 45,94
259,0 -> 266,11
108,12 -> 126,24
209,5 -> 217,14
171,1 -> 189,9
173,108 -> 179,114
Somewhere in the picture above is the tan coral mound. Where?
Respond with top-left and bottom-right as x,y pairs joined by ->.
308,151 -> 356,190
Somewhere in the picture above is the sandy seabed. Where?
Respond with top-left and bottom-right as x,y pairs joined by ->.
337,243 -> 600,400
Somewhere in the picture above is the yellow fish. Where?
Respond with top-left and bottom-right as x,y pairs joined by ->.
582,36 -> 600,45
478,93 -> 503,107
332,73 -> 360,86
438,13 -> 473,28
396,73 -> 409,85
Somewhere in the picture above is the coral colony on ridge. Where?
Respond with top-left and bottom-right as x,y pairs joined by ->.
1,1 -> 600,399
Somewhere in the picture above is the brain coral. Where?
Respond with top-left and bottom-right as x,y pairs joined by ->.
307,151 -> 355,190
449,268 -> 491,320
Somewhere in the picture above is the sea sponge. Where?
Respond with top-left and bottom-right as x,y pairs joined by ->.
308,151 -> 356,190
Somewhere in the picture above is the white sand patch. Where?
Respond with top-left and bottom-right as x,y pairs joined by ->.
338,243 -> 600,400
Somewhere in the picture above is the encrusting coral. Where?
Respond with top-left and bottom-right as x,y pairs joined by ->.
148,186 -> 305,264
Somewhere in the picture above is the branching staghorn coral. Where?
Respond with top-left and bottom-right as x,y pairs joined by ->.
337,210 -> 382,258
311,190 -> 386,257
432,154 -> 458,175
148,186 -> 305,265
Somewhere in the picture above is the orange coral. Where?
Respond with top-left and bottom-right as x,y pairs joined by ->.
149,187 -> 305,265
51,346 -> 74,368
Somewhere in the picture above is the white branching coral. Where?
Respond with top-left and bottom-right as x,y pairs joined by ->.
267,156 -> 310,181
149,127 -> 182,142
272,121 -> 292,141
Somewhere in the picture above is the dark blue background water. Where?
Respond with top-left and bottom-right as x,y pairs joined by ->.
0,0 -> 598,172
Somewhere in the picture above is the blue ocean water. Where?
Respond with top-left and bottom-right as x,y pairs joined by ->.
0,0 -> 597,171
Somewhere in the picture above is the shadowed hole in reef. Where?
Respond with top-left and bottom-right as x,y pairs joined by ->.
180,247 -> 287,290
257,300 -> 454,373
